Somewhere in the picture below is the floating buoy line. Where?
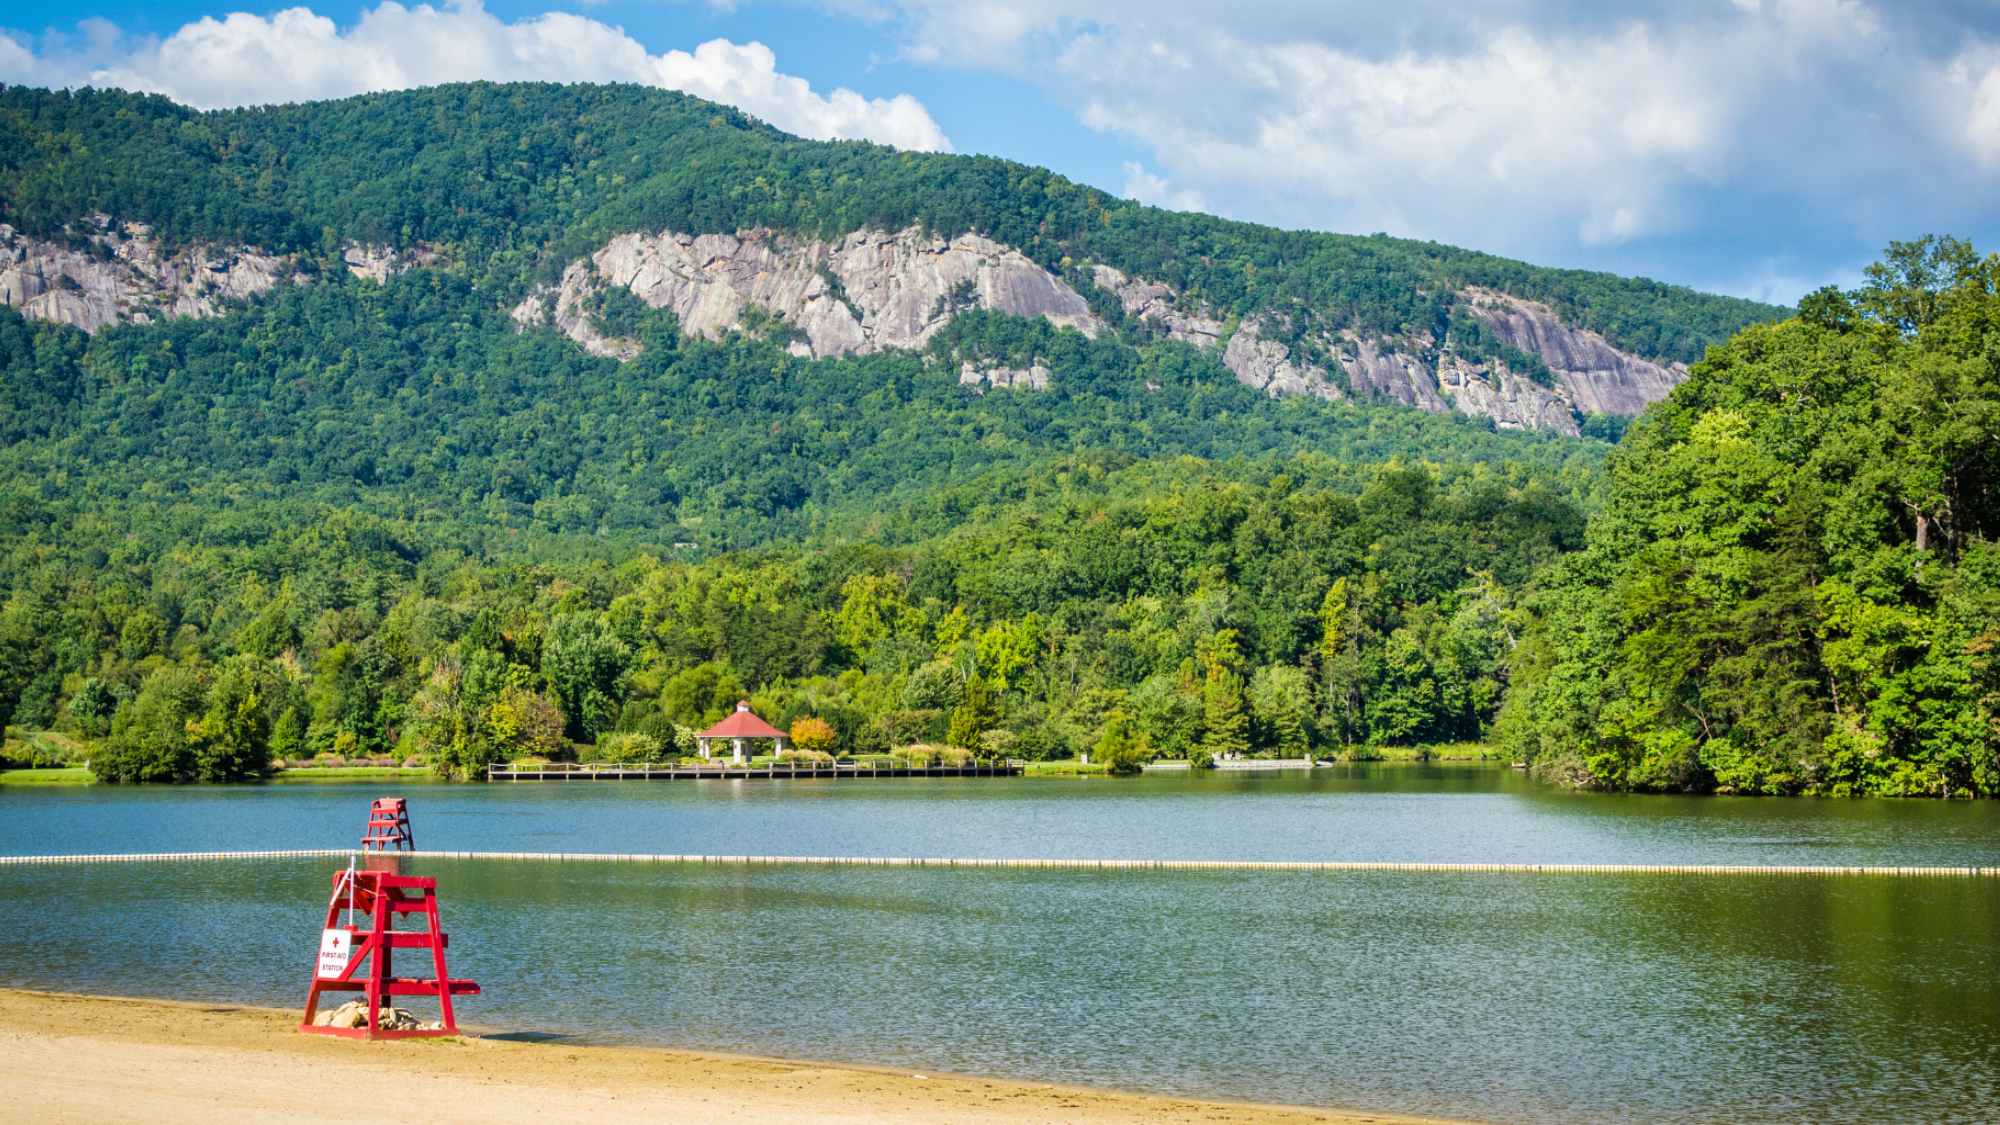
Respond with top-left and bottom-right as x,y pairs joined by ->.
0,849 -> 1994,876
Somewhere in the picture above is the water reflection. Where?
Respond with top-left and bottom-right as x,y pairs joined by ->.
3,764 -> 1998,868
1,855 -> 1993,1125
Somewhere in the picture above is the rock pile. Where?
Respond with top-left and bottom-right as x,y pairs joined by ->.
310,1000 -> 443,1031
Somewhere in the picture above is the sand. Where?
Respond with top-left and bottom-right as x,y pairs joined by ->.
0,989 -> 1476,1125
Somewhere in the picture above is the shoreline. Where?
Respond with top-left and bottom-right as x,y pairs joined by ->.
0,988 -> 1482,1125
1,759 -> 1510,787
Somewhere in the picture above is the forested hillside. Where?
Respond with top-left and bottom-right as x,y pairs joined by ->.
0,83 -> 1776,365
16,81 -> 1948,790
1500,238 -> 2000,797
0,274 -> 1587,779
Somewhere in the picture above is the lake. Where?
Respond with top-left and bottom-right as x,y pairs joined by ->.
2,764 -> 1996,1125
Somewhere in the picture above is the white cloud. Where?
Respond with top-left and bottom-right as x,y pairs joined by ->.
1,0 -> 952,152
1121,162 -> 1204,212
1953,47 -> 2000,166
822,0 -> 2000,298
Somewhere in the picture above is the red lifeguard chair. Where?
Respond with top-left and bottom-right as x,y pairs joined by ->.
361,797 -> 414,851
299,865 -> 480,1039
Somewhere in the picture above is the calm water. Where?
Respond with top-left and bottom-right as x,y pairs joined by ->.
2,765 -> 1997,1125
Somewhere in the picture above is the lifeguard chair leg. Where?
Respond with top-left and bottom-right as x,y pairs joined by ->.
425,892 -> 457,1031
366,888 -> 390,1036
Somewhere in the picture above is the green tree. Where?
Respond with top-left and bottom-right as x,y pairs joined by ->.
120,611 -> 165,662
67,677 -> 124,738
1503,236 -> 2000,795
1094,714 -> 1150,774
92,665 -> 207,782
238,603 -> 303,659
1250,664 -> 1311,756
543,613 -> 632,741
1198,630 -> 1251,759
195,657 -> 274,782
947,674 -> 1004,749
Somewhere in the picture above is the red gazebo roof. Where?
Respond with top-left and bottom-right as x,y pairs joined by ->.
697,701 -> 787,739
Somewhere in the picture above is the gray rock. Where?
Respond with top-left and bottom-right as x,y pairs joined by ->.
1222,320 -> 1341,399
1340,337 -> 1450,413
1463,289 -> 1686,417
959,361 -> 1051,393
1435,355 -> 1581,436
523,226 -> 1103,362
1091,264 -> 1223,346
0,216 -> 321,334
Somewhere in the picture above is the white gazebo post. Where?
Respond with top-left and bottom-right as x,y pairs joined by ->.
732,737 -> 745,764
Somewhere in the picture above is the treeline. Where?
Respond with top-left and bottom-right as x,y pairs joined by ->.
0,451 -> 1581,780
0,274 -> 1602,554
1500,237 -> 2000,797
0,83 -> 1783,364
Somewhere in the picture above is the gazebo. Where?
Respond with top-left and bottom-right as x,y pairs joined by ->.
696,701 -> 789,764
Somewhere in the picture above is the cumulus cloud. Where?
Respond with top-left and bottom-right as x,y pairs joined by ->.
837,0 -> 2000,297
1121,162 -> 1204,212
0,0 -> 952,152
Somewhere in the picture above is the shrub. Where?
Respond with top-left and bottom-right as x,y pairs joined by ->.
978,729 -> 1018,759
590,731 -> 660,762
790,716 -> 837,753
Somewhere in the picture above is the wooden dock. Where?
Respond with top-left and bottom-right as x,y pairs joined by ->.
487,761 -> 1023,782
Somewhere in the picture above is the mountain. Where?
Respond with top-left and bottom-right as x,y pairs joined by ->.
0,81 -> 1797,779
0,83 -> 1781,438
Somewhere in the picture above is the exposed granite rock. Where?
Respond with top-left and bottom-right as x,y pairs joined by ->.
1088,267 -> 1335,399
1435,355 -> 1581,436
1340,337 -> 1450,413
1463,288 -> 1686,417
0,218 -> 288,332
959,361 -> 1051,393
344,244 -> 399,283
343,243 -> 441,283
1091,265 -> 1224,347
1087,267 -> 1682,429
1221,320 -> 1341,399
524,226 -> 1103,362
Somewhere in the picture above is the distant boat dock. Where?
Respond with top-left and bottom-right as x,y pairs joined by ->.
487,761 -> 1024,782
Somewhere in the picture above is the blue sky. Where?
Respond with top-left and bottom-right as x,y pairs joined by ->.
8,0 -> 2000,304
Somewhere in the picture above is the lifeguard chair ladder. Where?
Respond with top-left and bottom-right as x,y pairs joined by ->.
299,868 -> 479,1039
361,797 -> 414,851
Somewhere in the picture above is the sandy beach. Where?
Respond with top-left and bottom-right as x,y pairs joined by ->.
0,989 -> 1475,1125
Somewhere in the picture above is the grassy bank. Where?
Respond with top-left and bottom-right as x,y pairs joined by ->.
1023,760 -> 1115,776
0,767 -> 94,785
270,767 -> 435,780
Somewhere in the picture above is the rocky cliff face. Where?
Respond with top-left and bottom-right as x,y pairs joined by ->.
1340,337 -> 1448,413
0,217 -> 449,334
342,243 -> 442,283
1463,289 -> 1686,417
518,226 -> 1102,363
1092,265 -> 1683,431
960,361 -> 1051,392
0,218 -> 288,332
1092,265 -> 1222,347
1435,355 -> 1580,436
5,211 -> 1688,434
1096,267 -> 1346,399
1221,321 -> 1341,400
